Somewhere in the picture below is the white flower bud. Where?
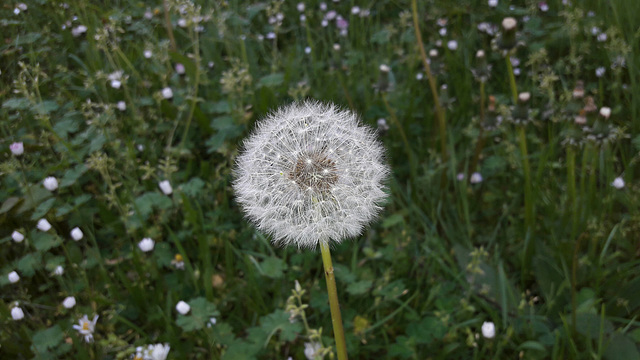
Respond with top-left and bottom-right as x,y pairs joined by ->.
63,296 -> 77,309
8,271 -> 20,283
176,300 -> 190,314
158,180 -> 173,195
116,101 -> 126,111
488,0 -> 498,7
11,307 -> 25,320
502,17 -> 517,30
144,50 -> 152,58
138,238 -> 155,252
470,172 -> 483,184
53,265 -> 64,276
447,40 -> 458,50
10,142 -> 24,155
611,177 -> 625,189
37,219 -> 52,232
599,107 -> 611,119
12,231 -> 25,243
71,227 -> 84,241
161,87 -> 173,99
43,177 -> 59,191
482,321 -> 495,338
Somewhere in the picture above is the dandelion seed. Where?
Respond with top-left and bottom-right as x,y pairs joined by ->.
611,177 -> 625,189
233,101 -> 389,248
116,101 -> 126,111
73,314 -> 98,343
43,176 -> 59,191
63,296 -> 76,309
8,271 -> 20,283
481,321 -> 495,338
37,219 -> 52,232
12,230 -> 25,243
161,87 -> 173,99
10,142 -> 24,155
11,307 -> 24,320
447,40 -> 458,50
176,301 -> 190,315
470,172 -> 483,184
138,238 -> 155,252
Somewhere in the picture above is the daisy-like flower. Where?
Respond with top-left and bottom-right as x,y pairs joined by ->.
108,71 -> 124,89
304,342 -> 322,360
171,254 -> 185,270
12,230 -> 25,243
233,101 -> 389,248
10,142 -> 24,155
73,314 -> 99,343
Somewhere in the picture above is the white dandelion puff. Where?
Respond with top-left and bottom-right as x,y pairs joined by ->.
233,101 -> 389,249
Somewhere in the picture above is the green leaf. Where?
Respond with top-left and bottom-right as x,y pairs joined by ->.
60,165 -> 87,187
0,197 -> 20,214
176,297 -> 220,332
603,334 -> 640,360
30,198 -> 56,220
31,325 -> 63,353
17,252 -> 42,277
382,213 -> 404,228
222,339 -> 260,360
32,232 -> 62,252
33,100 -> 59,115
518,340 -> 547,352
347,280 -> 373,295
180,177 -> 205,197
388,335 -> 415,359
2,98 -> 30,110
168,51 -> 198,83
333,263 -> 356,284
211,322 -> 236,346
259,310 -> 303,342
258,73 -> 284,88
406,317 -> 446,345
14,32 -> 42,45
134,192 -> 173,220
202,100 -> 230,114
260,256 -> 287,279
575,312 -> 614,339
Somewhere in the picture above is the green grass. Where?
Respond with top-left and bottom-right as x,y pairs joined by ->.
1,0 -> 639,359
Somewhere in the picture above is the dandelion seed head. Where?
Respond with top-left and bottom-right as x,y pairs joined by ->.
233,101 -> 389,249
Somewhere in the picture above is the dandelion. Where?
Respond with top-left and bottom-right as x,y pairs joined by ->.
43,177 -> 59,191
158,180 -> 173,195
176,300 -> 190,315
233,101 -> 388,360
53,265 -> 64,276
73,314 -> 99,343
161,87 -> 173,99
37,219 -> 52,232
481,321 -> 495,338
70,227 -> 84,241
470,172 -> 483,184
63,296 -> 76,309
8,271 -> 20,283
11,307 -> 25,320
138,238 -> 155,252
116,101 -> 126,111
12,230 -> 25,243
10,142 -> 24,155
611,177 -> 625,189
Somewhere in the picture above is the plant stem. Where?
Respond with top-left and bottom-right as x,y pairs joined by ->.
505,55 -> 518,104
163,0 -> 177,51
319,241 -> 348,360
470,82 -> 486,174
381,93 -> 416,184
411,0 -> 447,162
517,126 -> 533,230
567,146 -> 577,237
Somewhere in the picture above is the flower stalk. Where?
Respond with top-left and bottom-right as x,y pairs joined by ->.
320,241 -> 348,360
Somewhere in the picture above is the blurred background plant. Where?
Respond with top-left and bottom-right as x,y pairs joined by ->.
1,0 -> 639,359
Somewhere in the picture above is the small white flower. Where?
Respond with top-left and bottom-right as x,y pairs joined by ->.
300,14 -> 306,22
266,32 -> 276,39
321,19 -> 329,27
12,230 -> 25,243
320,2 -> 327,11
429,49 -> 438,57
161,87 -> 173,99
116,101 -> 126,111
333,43 -> 340,51
470,172 -> 483,184
325,10 -> 336,20
37,219 -> 52,232
599,106 -> 611,119
596,67 -> 606,77
71,25 -> 87,37
144,10 -> 153,19
176,300 -> 190,315
11,307 -> 25,320
488,0 -> 498,7
457,173 -> 465,181
597,33 -> 607,42
18,3 -> 27,11
178,18 -> 187,27
73,314 -> 99,343
138,238 -> 155,252
10,142 -> 24,155
611,177 -> 625,189
304,342 -> 322,360
591,26 -> 600,35
379,64 -> 390,72
14,8 -> 21,15
149,343 -> 171,360
351,6 -> 360,15
53,265 -> 64,276
144,50 -> 153,58
481,321 -> 495,338
502,17 -> 517,31
158,180 -> 173,195
71,227 -> 84,241
304,46 -> 311,54
447,40 -> 458,51
297,2 -> 305,12
539,2 -> 549,12
208,61 -> 215,68
63,296 -> 76,309
439,27 -> 447,36
377,118 -> 389,131
175,63 -> 186,75
207,317 -> 217,327
43,176 -> 59,191
111,79 -> 121,89
8,271 -> 20,283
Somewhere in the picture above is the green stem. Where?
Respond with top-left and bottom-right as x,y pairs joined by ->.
517,127 -> 533,230
505,55 -> 518,104
470,81 -> 486,174
567,147 -> 577,237
381,93 -> 416,184
319,241 -> 348,360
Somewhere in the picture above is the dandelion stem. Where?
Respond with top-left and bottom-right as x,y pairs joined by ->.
320,241 -> 348,360
411,0 -> 447,162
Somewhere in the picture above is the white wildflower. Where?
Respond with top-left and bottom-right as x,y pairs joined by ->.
161,87 -> 173,99
481,321 -> 495,338
43,176 -> 59,191
138,238 -> 155,252
447,40 -> 458,50
470,172 -> 483,184
37,219 -> 52,232
11,307 -> 25,320
304,342 -> 322,360
12,230 -> 25,243
149,343 -> 170,360
116,101 -> 126,111
63,296 -> 76,309
10,142 -> 24,155
158,180 -> 173,195
70,227 -> 84,241
144,50 -> 153,58
176,300 -> 190,315
53,265 -> 64,276
8,271 -> 20,283
611,177 -> 625,189
596,67 -> 605,77
73,314 -> 99,343
488,0 -> 498,7
233,101 -> 389,249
